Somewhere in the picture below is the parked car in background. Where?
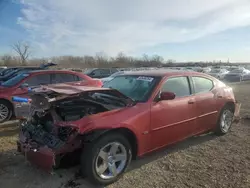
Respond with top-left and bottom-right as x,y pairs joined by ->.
101,71 -> 126,83
201,67 -> 212,73
0,66 -> 7,71
16,70 -> 238,185
192,67 -> 203,72
84,68 -> 119,78
0,63 -> 57,82
224,68 -> 250,82
227,67 -> 239,71
0,70 -> 102,123
207,68 -> 229,80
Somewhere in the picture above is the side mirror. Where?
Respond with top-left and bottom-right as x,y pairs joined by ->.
159,91 -> 176,101
19,83 -> 29,89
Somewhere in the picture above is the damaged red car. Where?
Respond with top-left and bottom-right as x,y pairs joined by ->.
16,70 -> 240,186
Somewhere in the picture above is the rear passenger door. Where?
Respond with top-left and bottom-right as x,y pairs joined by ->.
191,76 -> 218,133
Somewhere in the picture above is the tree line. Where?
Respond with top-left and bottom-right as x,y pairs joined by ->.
0,41 -> 246,69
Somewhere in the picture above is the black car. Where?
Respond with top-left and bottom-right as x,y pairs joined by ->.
84,68 -> 118,78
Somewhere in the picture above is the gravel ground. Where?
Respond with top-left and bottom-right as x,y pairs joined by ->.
0,82 -> 249,188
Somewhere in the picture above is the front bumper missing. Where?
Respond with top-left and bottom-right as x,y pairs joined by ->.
17,141 -> 56,172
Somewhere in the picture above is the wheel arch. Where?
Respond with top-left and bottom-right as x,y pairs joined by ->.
0,98 -> 14,111
224,101 -> 235,113
81,127 -> 138,160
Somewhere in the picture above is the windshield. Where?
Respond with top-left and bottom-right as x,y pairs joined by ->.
210,69 -> 221,73
110,71 -> 124,77
0,68 -> 15,76
84,69 -> 94,74
1,73 -> 29,87
103,75 -> 160,102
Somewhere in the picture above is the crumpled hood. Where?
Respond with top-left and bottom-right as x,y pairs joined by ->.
28,83 -> 134,110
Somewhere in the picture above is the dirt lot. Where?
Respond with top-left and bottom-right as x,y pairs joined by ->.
0,82 -> 250,188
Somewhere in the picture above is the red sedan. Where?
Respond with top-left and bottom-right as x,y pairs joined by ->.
16,70 -> 239,185
0,70 -> 102,123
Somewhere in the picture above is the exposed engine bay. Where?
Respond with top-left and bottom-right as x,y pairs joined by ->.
19,89 -> 130,149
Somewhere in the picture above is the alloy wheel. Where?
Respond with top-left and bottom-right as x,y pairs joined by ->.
220,110 -> 233,133
95,142 -> 127,180
0,103 -> 9,122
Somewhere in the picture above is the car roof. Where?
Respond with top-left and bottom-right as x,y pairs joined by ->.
122,69 -> 208,77
88,68 -> 117,70
27,70 -> 79,74
8,66 -> 41,69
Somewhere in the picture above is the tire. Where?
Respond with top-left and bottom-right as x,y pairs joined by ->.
215,105 -> 234,135
0,100 -> 12,123
81,133 -> 132,186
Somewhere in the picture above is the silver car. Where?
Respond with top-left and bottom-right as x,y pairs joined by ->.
207,69 -> 229,80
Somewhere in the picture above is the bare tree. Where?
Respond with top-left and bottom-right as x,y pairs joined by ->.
12,41 -> 30,65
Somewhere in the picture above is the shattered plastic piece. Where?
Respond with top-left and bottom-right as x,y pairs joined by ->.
12,96 -> 31,103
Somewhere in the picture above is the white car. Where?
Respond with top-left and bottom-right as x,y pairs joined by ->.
207,69 -> 229,79
101,71 -> 126,83
224,68 -> 250,82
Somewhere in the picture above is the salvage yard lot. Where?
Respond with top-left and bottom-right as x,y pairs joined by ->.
0,82 -> 250,188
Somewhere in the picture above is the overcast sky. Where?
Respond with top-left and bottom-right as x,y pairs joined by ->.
0,0 -> 250,62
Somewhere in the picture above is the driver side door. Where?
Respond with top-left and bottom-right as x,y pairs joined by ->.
150,76 -> 197,151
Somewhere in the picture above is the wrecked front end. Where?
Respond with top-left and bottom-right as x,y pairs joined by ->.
17,115 -> 83,172
16,85 -> 131,172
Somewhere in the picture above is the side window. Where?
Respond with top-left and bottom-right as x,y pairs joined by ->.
100,69 -> 111,75
192,76 -> 213,93
162,77 -> 191,97
92,70 -> 101,76
111,69 -> 118,74
52,73 -> 78,84
25,74 -> 51,87
73,75 -> 82,81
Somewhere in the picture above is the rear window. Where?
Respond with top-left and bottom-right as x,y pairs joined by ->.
192,77 -> 214,93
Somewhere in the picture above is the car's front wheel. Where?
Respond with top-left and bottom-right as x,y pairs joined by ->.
0,100 -> 12,123
81,133 -> 132,186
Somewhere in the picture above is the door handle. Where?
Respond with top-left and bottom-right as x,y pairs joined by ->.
188,100 -> 195,104
217,95 -> 223,98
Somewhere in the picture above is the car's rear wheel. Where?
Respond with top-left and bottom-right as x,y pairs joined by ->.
0,100 -> 12,123
215,105 -> 234,135
81,133 -> 132,186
